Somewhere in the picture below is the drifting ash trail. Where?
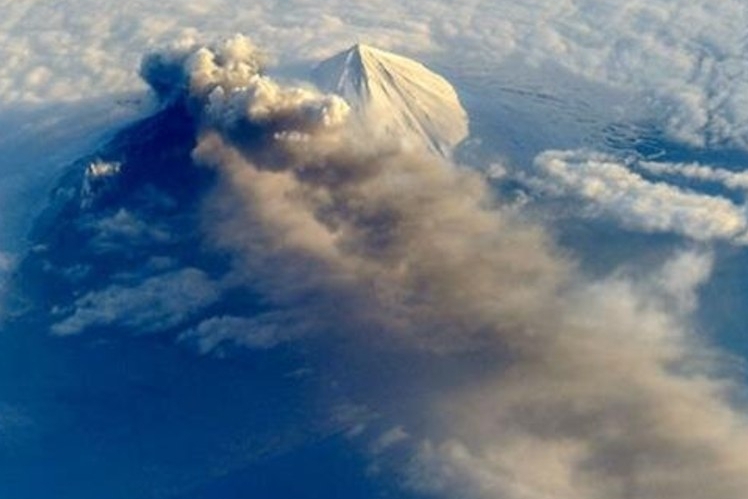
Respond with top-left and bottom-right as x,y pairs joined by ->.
146,36 -> 748,499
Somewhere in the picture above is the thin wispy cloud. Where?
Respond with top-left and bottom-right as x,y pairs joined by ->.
640,160 -> 748,193
51,267 -> 221,336
533,149 -> 748,246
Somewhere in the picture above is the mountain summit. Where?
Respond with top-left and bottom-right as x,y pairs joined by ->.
313,44 -> 468,157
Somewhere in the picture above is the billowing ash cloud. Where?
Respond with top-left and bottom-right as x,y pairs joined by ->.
142,36 -> 748,499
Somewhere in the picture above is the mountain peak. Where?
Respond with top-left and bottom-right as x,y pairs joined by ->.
350,42 -> 375,53
313,44 -> 468,157
343,43 -> 384,61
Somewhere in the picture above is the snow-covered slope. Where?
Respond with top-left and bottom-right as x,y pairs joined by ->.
313,44 -> 468,157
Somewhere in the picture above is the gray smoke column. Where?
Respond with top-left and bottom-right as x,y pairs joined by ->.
143,35 -> 748,499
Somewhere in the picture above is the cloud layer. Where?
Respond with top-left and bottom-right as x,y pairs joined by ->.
3,0 -> 748,151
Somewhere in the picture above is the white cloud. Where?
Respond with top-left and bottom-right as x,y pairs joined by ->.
51,268 -> 221,336
535,149 -> 748,243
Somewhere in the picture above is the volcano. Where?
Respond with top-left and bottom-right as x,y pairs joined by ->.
313,44 -> 468,157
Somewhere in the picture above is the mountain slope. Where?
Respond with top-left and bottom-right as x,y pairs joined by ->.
313,44 -> 468,157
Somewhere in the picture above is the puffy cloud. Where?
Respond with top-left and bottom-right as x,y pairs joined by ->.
51,268 -> 221,336
142,37 -> 748,499
535,149 -> 748,243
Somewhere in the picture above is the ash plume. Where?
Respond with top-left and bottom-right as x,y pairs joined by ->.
142,35 -> 748,499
